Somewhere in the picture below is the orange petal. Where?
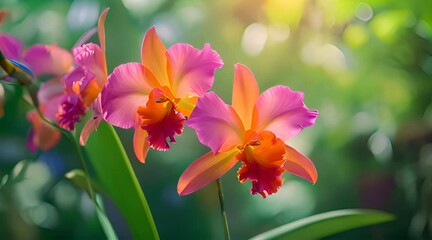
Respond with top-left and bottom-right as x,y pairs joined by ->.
141,26 -> 169,87
178,148 -> 240,195
0,10 -> 8,26
237,131 -> 286,198
284,145 -> 318,184
133,125 -> 150,163
98,8 -> 109,53
232,64 -> 259,130
175,96 -> 198,117
27,110 -> 61,151
137,87 -> 185,151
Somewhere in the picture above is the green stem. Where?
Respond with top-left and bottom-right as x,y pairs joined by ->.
216,178 -> 231,240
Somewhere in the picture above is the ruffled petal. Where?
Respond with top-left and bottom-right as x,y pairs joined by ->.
133,123 -> 151,163
73,43 -> 106,88
102,63 -> 159,129
56,94 -> 86,130
178,148 -> 240,195
23,44 -> 73,76
137,88 -> 186,151
166,43 -> 223,97
237,131 -> 286,198
141,26 -> 169,87
187,92 -> 245,154
284,145 -> 318,184
232,64 -> 260,130
27,110 -> 61,151
0,33 -> 23,60
252,86 -> 318,141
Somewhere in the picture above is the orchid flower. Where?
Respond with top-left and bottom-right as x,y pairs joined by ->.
178,64 -> 319,198
0,31 -> 73,151
56,8 -> 109,145
27,79 -> 64,151
102,26 -> 223,163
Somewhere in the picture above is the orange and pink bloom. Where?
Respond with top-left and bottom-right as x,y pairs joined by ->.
102,26 -> 223,163
56,8 -> 109,146
178,64 -> 319,198
0,29 -> 73,151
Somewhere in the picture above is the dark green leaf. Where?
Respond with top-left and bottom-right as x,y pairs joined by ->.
249,209 -> 395,240
82,121 -> 159,240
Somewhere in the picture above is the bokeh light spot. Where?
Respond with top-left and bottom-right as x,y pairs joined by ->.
355,2 -> 373,22
241,23 -> 268,56
66,0 -> 99,31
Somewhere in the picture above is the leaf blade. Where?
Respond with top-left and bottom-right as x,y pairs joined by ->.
83,121 -> 159,240
249,209 -> 395,240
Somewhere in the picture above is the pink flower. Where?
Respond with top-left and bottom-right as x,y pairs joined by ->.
0,32 -> 73,151
56,8 -> 109,146
178,64 -> 319,198
102,26 -> 223,163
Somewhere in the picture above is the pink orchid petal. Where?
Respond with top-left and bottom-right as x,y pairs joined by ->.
102,63 -> 158,128
73,43 -> 106,88
187,92 -> 245,154
178,149 -> 240,195
23,44 -> 73,76
133,125 -> 150,163
63,66 -> 86,94
80,115 -> 103,146
0,33 -> 24,60
166,43 -> 223,97
37,79 -> 64,120
98,8 -> 109,53
80,95 -> 103,145
141,26 -> 170,87
252,86 -> 318,141
232,64 -> 260,130
26,128 -> 37,152
284,145 -> 318,184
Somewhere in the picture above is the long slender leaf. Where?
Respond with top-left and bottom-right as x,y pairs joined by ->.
249,209 -> 395,240
65,169 -> 118,240
82,121 -> 159,240
95,194 -> 119,240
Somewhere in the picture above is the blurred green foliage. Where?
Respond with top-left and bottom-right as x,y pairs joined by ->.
0,0 -> 431,239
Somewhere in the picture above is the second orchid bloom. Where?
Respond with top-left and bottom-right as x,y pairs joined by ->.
102,26 -> 223,162
178,64 -> 318,198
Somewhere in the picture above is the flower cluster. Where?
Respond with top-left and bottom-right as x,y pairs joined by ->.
0,8 -> 318,198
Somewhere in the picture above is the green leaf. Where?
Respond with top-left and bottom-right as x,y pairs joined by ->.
95,194 -> 119,240
249,209 -> 395,240
65,169 -> 104,194
82,121 -> 159,240
65,169 -> 118,240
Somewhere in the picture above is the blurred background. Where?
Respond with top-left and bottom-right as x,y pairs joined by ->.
1,0 -> 432,239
